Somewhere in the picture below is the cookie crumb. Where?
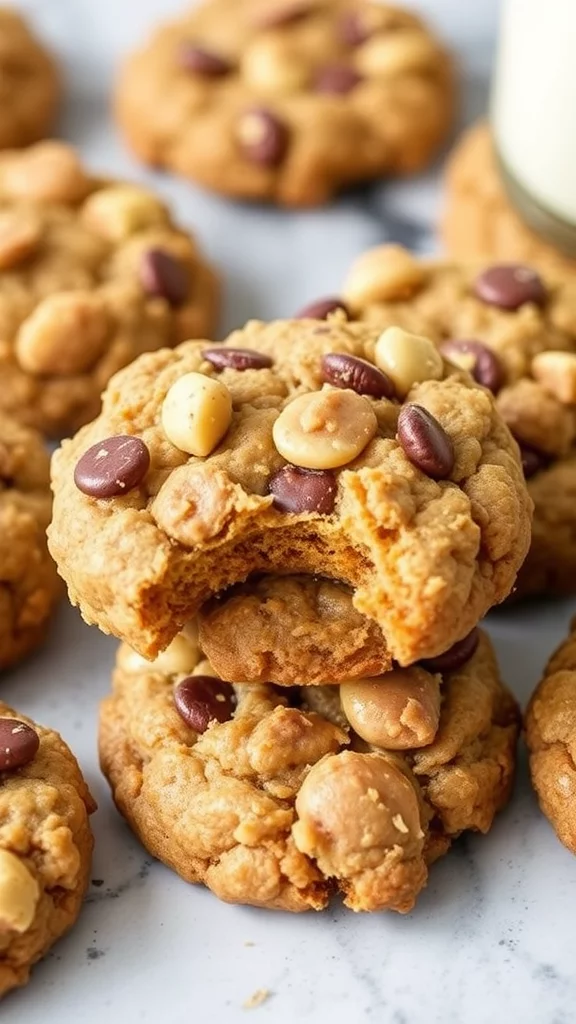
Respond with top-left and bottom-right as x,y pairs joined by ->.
243,988 -> 270,1010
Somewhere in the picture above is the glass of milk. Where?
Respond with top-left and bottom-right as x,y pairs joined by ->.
492,0 -> 576,255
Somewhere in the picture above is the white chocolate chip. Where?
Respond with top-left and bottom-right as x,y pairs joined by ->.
82,185 -> 168,241
532,350 -> 576,404
343,245 -> 426,309
273,388 -> 378,470
119,624 -> 201,676
374,326 -> 443,397
0,850 -> 39,934
241,37 -> 310,94
356,31 -> 437,78
161,372 -> 233,457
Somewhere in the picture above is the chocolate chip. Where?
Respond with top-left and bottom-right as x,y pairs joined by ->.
397,404 -> 454,479
202,347 -> 273,371
178,42 -> 232,77
296,297 -> 350,320
74,435 -> 150,498
420,628 -> 480,674
0,719 -> 39,771
339,11 -> 371,46
321,352 -> 394,398
174,677 -> 236,733
473,264 -> 546,311
519,443 -> 549,480
440,339 -> 504,394
140,249 -> 189,307
238,109 -> 289,167
268,465 -> 337,514
314,65 -> 363,95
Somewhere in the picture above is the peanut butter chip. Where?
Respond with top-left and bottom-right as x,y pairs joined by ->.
374,326 -> 443,397
340,668 -> 441,750
82,185 -> 168,241
16,293 -> 110,376
161,372 -> 233,457
0,209 -> 41,269
272,389 -> 378,469
0,850 -> 39,934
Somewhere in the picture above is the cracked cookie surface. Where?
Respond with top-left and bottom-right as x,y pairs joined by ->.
115,0 -> 454,207
99,628 -> 518,913
49,317 -> 530,667
0,9 -> 60,150
0,704 -> 95,997
0,140 -> 218,437
0,414 -> 60,670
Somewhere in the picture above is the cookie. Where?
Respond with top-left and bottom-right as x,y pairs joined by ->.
0,140 -> 219,437
442,122 -> 576,276
115,0 -> 454,207
0,705 -> 95,997
0,10 -> 60,150
49,317 -> 531,668
526,621 -> 576,855
100,627 -> 518,913
0,414 -> 60,671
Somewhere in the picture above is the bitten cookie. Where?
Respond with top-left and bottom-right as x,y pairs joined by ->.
0,10 -> 60,150
115,0 -> 454,207
100,627 -> 518,913
442,122 -> 576,276
0,140 -> 219,437
0,414 -> 60,670
526,621 -> 576,855
49,317 -> 531,667
0,707 -> 95,997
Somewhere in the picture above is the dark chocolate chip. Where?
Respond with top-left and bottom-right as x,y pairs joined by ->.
74,435 -> 150,498
519,443 -> 549,480
178,42 -> 232,77
140,249 -> 189,307
174,676 -> 236,733
202,347 -> 273,371
268,465 -> 337,514
238,108 -> 289,167
0,719 -> 40,771
440,339 -> 504,394
296,297 -> 350,320
321,352 -> 394,398
314,64 -> 363,95
473,264 -> 546,311
397,404 -> 454,479
420,628 -> 480,674
339,11 -> 371,46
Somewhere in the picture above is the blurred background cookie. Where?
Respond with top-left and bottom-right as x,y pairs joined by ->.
0,9 -> 60,150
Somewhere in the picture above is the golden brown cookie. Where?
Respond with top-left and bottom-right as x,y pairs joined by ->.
0,10 -> 60,150
526,620 -> 576,855
99,627 -> 518,913
0,705 -> 95,997
0,414 -> 60,670
49,318 -> 531,668
0,140 -> 219,437
442,121 -> 576,275
115,0 -> 454,207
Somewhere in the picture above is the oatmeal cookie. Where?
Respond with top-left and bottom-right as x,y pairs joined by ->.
115,0 -> 454,207
0,10 -> 60,150
0,706 -> 95,997
99,627 -> 518,913
49,317 -> 530,667
0,414 -> 60,670
0,140 -> 219,437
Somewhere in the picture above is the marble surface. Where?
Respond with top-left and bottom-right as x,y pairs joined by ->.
5,1 -> 576,1021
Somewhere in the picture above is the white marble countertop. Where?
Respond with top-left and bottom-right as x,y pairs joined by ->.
5,1 -> 576,1022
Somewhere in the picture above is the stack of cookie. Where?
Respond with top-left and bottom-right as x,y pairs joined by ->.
49,313 -> 532,913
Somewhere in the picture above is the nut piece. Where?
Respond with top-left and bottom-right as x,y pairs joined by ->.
16,293 -> 110,376
0,208 -> 41,269
532,351 -> 576,405
340,668 -> 441,749
273,389 -> 378,469
0,850 -> 39,934
161,372 -> 233,457
356,31 -> 437,77
82,185 -> 168,241
0,142 -> 90,204
374,326 -> 443,398
241,38 -> 310,94
343,245 -> 426,309
118,623 -> 200,676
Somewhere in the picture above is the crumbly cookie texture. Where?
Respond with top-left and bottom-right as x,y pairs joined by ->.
526,621 -> 576,855
0,704 -> 95,997
115,0 -> 454,207
0,10 -> 60,150
442,122 -> 576,275
49,317 -> 531,667
100,628 -> 518,913
0,140 -> 219,437
0,414 -> 60,670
